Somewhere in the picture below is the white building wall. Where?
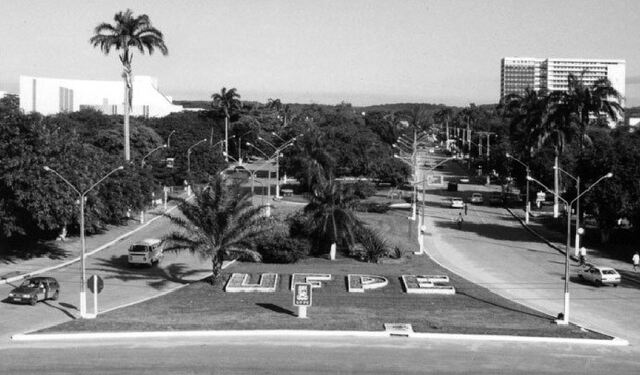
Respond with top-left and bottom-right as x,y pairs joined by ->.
19,75 -> 183,117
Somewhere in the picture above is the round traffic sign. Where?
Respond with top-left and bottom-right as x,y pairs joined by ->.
87,275 -> 104,294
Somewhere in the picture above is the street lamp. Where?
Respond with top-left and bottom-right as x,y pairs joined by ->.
258,135 -> 298,199
43,165 -> 124,318
141,144 -> 167,167
166,130 -> 176,149
554,165 -> 581,256
526,172 -> 612,324
237,144 -> 275,217
187,138 -> 207,173
506,153 -> 531,224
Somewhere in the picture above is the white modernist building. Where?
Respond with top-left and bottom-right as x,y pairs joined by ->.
19,75 -> 183,117
500,57 -> 626,102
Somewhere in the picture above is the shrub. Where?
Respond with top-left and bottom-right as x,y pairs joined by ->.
353,226 -> 390,263
351,180 -> 377,199
256,231 -> 310,263
355,202 -> 391,213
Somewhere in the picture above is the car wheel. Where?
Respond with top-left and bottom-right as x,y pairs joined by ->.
51,290 -> 59,300
30,296 -> 37,306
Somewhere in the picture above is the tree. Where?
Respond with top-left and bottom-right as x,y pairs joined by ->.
164,175 -> 268,282
433,108 -> 453,148
303,177 -> 363,255
211,87 -> 242,158
564,73 -> 623,145
90,8 -> 168,162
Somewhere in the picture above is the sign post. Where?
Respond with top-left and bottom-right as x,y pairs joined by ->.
293,283 -> 312,318
87,275 -> 104,319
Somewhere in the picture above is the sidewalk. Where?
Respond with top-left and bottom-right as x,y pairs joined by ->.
0,203 -> 176,285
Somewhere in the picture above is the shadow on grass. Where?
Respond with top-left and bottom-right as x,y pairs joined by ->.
455,288 -> 553,321
91,255 -> 209,290
256,303 -> 295,316
0,240 -> 68,264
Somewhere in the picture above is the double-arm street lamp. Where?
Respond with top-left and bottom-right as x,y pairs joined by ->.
554,166 -> 582,256
257,135 -> 299,199
242,142 -> 277,217
506,153 -> 531,224
526,172 -> 612,324
141,144 -> 167,167
43,165 -> 124,318
187,138 -> 207,173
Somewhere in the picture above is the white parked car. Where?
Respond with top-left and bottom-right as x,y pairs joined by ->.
450,198 -> 464,208
577,264 -> 621,287
470,193 -> 484,204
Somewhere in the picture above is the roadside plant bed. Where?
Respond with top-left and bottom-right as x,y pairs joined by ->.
41,259 -> 607,339
40,210 -> 608,340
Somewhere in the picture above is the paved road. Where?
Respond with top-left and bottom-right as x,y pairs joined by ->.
2,335 -> 639,374
418,157 -> 640,345
0,214 -> 213,343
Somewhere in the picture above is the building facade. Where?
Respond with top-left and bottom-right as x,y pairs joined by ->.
500,57 -> 626,103
19,75 -> 183,117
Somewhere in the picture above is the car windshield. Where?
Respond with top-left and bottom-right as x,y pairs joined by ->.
130,245 -> 150,253
20,280 -> 38,288
602,269 -> 617,275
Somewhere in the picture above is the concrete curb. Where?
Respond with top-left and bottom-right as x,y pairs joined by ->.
0,204 -> 181,286
10,329 -> 629,346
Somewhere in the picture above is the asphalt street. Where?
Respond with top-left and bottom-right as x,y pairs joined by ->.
2,335 -> 638,374
0,213 -> 213,343
418,154 -> 640,345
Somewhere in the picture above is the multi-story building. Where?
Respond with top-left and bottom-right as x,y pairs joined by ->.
500,57 -> 626,103
19,75 -> 183,117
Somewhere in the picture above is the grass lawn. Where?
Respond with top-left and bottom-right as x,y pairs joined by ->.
41,207 -> 609,340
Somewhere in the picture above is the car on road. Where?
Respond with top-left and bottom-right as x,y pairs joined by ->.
128,238 -> 164,266
7,277 -> 60,305
470,193 -> 484,204
577,264 -> 621,287
450,197 -> 464,208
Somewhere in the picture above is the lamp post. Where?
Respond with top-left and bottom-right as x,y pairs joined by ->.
415,156 -> 456,253
506,153 -> 531,224
187,138 -> 207,173
43,165 -> 124,318
166,130 -> 176,149
393,132 -> 420,221
527,172 -> 612,324
242,143 -> 276,217
258,135 -> 299,199
141,144 -> 167,167
554,165 -> 581,256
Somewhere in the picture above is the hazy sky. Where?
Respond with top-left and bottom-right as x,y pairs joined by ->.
1,0 -> 639,106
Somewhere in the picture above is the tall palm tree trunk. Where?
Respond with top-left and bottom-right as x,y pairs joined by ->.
122,64 -> 132,161
554,154 -> 559,218
224,116 -> 229,161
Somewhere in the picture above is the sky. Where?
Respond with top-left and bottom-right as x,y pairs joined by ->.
1,0 -> 639,106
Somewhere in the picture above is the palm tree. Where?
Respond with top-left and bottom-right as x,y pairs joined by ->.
304,177 -> 363,257
564,73 -> 623,147
434,108 -> 453,149
90,9 -> 168,162
212,87 -> 242,159
164,175 -> 267,282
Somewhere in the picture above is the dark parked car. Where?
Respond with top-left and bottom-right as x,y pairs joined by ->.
7,277 -> 60,305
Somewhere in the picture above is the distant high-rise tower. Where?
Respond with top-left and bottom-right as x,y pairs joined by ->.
500,57 -> 626,104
